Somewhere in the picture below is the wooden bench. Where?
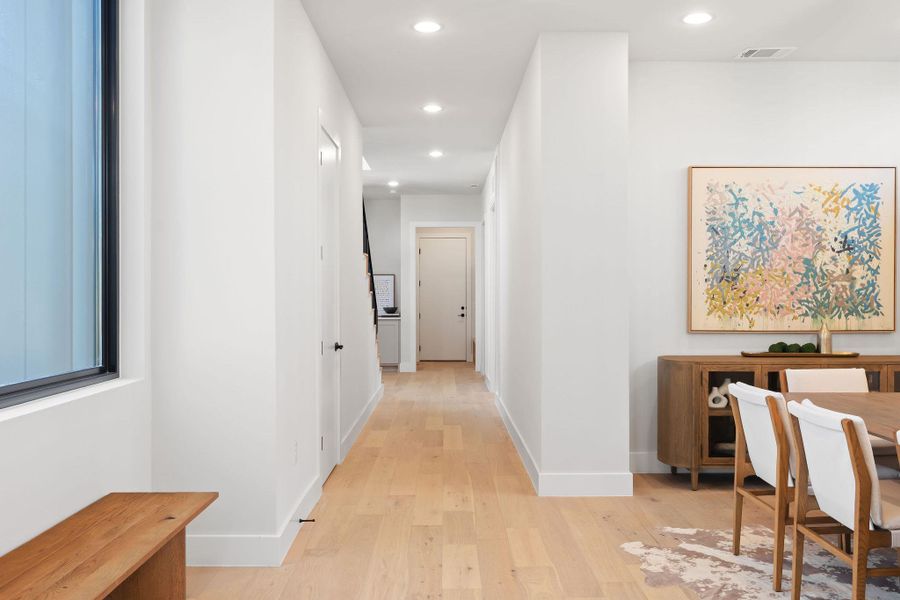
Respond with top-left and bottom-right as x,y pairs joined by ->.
0,492 -> 217,599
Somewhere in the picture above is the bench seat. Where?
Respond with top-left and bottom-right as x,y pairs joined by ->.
0,492 -> 217,600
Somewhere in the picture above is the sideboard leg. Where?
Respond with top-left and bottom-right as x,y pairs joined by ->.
670,466 -> 677,475
690,468 -> 699,491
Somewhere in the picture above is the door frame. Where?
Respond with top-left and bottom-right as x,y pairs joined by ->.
316,113 -> 342,485
403,220 -> 483,373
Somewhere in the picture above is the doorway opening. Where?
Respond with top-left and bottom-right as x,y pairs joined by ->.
416,227 -> 475,363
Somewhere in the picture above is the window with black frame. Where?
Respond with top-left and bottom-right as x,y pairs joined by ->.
0,0 -> 118,409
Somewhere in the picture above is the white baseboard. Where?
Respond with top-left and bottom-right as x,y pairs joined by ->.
187,477 -> 321,567
398,361 -> 416,373
630,450 -> 670,474
493,392 -> 634,497
341,383 -> 384,461
492,393 -> 540,494
539,471 -> 633,496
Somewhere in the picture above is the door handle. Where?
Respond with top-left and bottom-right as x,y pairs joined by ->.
458,313 -> 466,318
334,342 -> 344,351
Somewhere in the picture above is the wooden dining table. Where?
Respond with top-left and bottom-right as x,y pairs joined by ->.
783,392 -> 900,458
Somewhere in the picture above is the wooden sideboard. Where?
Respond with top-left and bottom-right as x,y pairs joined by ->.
657,355 -> 900,490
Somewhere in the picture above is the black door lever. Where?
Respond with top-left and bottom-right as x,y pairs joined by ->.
334,342 -> 344,351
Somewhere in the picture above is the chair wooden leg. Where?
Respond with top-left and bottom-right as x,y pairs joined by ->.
732,490 -> 743,555
791,525 -> 805,600
850,537 -> 869,600
772,495 -> 787,591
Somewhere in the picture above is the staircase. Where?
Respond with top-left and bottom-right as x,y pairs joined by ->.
363,203 -> 383,377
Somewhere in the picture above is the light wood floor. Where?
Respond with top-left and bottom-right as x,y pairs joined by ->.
187,362 -> 768,599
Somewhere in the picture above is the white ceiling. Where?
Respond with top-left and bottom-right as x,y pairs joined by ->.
300,0 -> 900,200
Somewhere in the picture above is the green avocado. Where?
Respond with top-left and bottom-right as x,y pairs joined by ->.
800,342 -> 818,353
768,342 -> 787,353
786,343 -> 802,353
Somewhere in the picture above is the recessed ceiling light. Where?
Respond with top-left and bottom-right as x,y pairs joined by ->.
422,103 -> 443,114
429,150 -> 444,158
388,180 -> 399,188
413,21 -> 442,34
469,184 -> 479,189
682,12 -> 713,25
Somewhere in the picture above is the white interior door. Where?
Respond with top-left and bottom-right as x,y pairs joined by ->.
318,127 -> 340,482
418,237 -> 468,360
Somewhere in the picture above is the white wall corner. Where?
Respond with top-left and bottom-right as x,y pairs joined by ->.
341,382 -> 384,461
538,472 -> 633,497
187,477 -> 322,567
630,451 -> 670,474
492,393 -> 540,494
494,392 -> 634,497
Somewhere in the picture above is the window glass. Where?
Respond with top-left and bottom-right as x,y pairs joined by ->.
0,0 -> 106,390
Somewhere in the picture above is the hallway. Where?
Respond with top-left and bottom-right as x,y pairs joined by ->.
187,363 -> 759,599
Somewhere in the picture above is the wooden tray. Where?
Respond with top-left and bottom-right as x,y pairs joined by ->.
740,351 -> 860,358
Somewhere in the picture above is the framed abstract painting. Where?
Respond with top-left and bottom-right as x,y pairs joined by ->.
689,166 -> 896,332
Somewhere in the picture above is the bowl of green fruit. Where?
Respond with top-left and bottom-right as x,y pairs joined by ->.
741,342 -> 858,358
741,342 -> 818,357
765,341 -> 818,354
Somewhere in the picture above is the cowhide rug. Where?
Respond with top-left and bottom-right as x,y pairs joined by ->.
621,525 -> 900,599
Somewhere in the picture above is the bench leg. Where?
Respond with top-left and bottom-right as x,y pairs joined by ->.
107,529 -> 186,600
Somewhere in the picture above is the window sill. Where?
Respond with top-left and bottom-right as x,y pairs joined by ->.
0,377 -> 144,423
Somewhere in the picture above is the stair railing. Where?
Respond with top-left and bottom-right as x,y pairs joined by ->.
362,201 -> 378,331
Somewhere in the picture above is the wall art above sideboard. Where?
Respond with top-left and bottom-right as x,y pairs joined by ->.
688,166 -> 896,332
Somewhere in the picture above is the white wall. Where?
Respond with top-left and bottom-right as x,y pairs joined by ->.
492,45 -> 544,482
0,0 -> 152,555
539,34 -> 630,489
489,34 -> 632,496
150,0 -> 379,565
629,62 -> 900,472
324,19 -> 384,467
398,194 -> 483,371
272,0 -> 379,558
364,197 -> 402,307
150,0 -> 279,557
481,163 -> 499,392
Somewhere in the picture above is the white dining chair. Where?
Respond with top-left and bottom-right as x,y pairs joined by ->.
788,400 -> 900,600
728,382 -> 823,591
782,367 -> 869,393
781,368 -> 898,462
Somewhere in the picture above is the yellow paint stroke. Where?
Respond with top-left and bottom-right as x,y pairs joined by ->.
705,272 -> 761,329
812,182 -> 850,219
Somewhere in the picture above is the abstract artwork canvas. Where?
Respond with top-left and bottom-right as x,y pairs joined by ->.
689,167 -> 896,332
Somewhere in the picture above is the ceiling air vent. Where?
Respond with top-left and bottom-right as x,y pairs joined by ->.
736,47 -> 797,60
